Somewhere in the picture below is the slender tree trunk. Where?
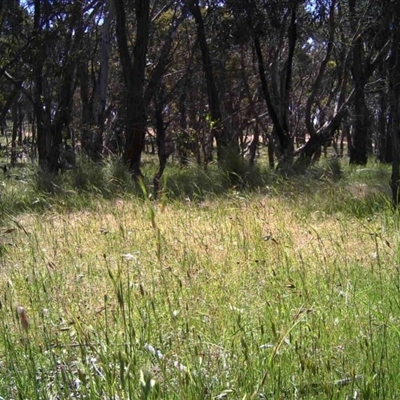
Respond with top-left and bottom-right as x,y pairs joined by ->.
33,0 -> 45,169
115,0 -> 184,176
376,65 -> 391,162
389,6 -> 400,205
349,82 -> 369,165
153,96 -> 168,198
250,1 -> 298,164
127,0 -> 149,176
78,59 -> 93,154
348,0 -> 368,165
248,122 -> 259,167
114,0 -> 149,176
93,0 -> 114,159
33,0 -> 81,173
18,102 -> 23,145
11,100 -> 18,165
0,85 -> 21,127
305,0 -> 335,141
178,91 -> 189,166
188,0 -> 232,164
31,112 -> 37,161
378,92 -> 391,163
254,37 -> 290,160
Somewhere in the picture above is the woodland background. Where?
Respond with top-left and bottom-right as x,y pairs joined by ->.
3,2 -> 400,398
1,0 -> 400,199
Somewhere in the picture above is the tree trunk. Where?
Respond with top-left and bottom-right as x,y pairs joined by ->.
93,0 -> 114,159
33,0 -> 49,171
248,122 -> 259,167
178,91 -> 190,166
11,100 -> 18,165
188,0 -> 232,164
115,0 -> 185,176
349,86 -> 369,164
378,99 -> 391,163
18,102 -> 23,145
254,37 -> 291,161
348,0 -> 369,165
305,0 -> 336,140
33,0 -> 81,173
114,0 -> 149,177
78,57 -> 93,154
389,6 -> 400,205
153,96 -> 168,198
376,67 -> 391,163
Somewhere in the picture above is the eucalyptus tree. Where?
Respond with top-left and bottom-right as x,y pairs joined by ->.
30,0 -> 100,173
389,2 -> 400,204
147,6 -> 196,193
224,0 -> 304,165
92,0 -> 115,159
75,2 -> 105,158
290,0 -> 390,166
0,0 -> 31,140
347,0 -> 390,165
113,0 -> 187,177
186,0 -> 239,165
293,0 -> 352,163
363,2 -> 394,164
373,61 -> 390,163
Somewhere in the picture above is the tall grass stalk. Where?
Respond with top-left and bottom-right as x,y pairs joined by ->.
1,159 -> 400,398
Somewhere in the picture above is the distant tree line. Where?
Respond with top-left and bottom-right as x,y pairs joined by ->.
0,0 -> 400,201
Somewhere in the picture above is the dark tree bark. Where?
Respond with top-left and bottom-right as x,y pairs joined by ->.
389,5 -> 400,205
347,1 -> 390,165
251,2 -> 298,164
153,94 -> 168,198
294,86 -> 354,161
74,1 -> 95,156
376,67 -> 391,163
114,0 -> 186,176
32,0 -> 51,171
348,0 -> 368,165
305,0 -> 336,140
248,122 -> 259,167
78,54 -> 93,155
10,99 -> 19,165
295,0 -> 353,165
254,37 -> 289,159
114,0 -> 149,177
239,44 -> 268,166
178,91 -> 190,166
0,84 -> 21,127
92,0 -> 114,159
187,0 -> 233,164
33,0 -> 82,174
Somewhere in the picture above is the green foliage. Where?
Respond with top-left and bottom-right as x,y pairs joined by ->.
33,170 -> 64,194
68,155 -> 107,193
103,156 -> 139,194
0,157 -> 394,224
163,163 -> 226,200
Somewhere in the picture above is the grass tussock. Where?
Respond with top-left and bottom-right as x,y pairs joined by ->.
0,157 -> 399,398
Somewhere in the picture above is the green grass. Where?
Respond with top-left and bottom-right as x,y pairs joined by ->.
1,156 -> 400,398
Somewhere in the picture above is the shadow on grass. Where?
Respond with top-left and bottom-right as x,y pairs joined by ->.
0,155 -> 394,224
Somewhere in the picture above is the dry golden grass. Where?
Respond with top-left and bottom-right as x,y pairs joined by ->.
2,181 -> 400,398
1,193 -> 393,327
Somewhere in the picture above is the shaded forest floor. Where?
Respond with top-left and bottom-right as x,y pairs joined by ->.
1,156 -> 399,399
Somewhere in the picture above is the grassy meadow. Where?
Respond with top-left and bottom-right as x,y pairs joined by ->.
1,156 -> 400,399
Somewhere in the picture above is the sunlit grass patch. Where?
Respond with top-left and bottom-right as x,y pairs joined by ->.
1,158 -> 400,398
1,176 -> 400,398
